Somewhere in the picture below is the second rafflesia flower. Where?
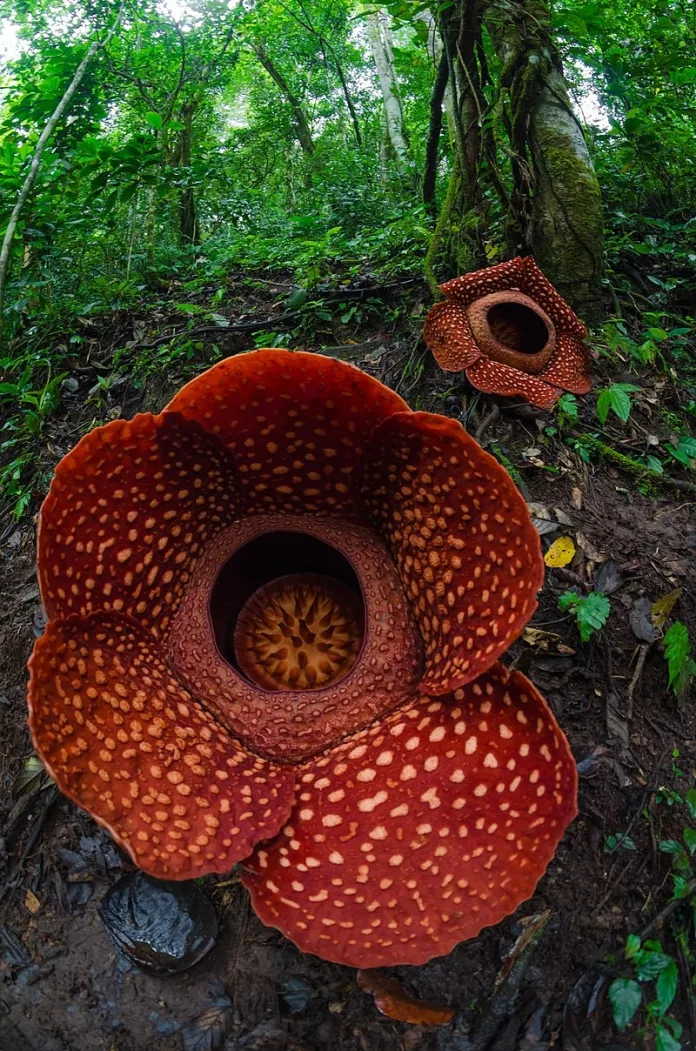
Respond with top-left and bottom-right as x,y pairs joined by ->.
424,256 -> 592,408
28,349 -> 577,967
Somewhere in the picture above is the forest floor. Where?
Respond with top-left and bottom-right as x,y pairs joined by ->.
1,273 -> 696,1051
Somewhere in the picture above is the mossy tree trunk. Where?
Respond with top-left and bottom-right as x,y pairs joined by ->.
484,0 -> 603,323
428,0 -> 604,325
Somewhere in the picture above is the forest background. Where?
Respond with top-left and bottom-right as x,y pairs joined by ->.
1,2 -> 696,1048
0,0 -> 694,490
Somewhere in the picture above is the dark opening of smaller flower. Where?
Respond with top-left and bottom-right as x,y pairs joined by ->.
486,301 -> 550,355
210,532 -> 365,691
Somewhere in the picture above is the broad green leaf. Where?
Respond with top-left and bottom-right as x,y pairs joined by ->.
655,959 -> 678,1012
683,827 -> 696,856
664,622 -> 691,692
608,978 -> 641,1030
144,111 -> 163,130
655,1023 -> 682,1051
634,950 -> 672,980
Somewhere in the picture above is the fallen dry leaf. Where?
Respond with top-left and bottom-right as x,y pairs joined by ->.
523,627 -> 562,651
575,533 -> 606,563
570,487 -> 583,510
651,588 -> 683,630
357,970 -> 455,1025
24,889 -> 40,914
544,536 -> 576,568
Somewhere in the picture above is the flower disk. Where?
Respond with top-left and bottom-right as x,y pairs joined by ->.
234,573 -> 364,692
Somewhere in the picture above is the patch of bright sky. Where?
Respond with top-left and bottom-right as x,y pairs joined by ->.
0,18 -> 21,64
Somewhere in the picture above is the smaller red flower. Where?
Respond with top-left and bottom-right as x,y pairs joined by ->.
424,257 -> 591,409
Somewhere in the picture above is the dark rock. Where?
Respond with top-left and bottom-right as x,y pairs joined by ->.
98,871 -> 218,974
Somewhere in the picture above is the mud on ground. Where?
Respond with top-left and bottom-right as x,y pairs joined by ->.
1,280 -> 695,1051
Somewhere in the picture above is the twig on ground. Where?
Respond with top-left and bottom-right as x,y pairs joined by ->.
474,403 -> 499,441
639,878 -> 696,940
626,642 -> 651,719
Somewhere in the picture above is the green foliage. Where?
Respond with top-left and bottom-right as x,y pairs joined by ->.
596,383 -> 641,425
556,393 -> 579,429
609,937 -> 683,1047
558,590 -> 611,642
663,622 -> 696,699
665,436 -> 696,469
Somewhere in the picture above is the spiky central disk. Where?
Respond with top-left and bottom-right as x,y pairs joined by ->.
234,574 -> 363,692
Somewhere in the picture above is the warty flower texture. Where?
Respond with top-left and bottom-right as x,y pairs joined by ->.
28,348 -> 577,967
423,256 -> 592,408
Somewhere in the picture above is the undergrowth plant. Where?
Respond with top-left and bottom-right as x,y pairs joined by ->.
558,590 -> 611,642
663,622 -> 696,699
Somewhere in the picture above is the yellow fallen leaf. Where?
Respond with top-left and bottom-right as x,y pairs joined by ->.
25,889 -> 40,914
544,536 -> 576,568
651,588 -> 682,630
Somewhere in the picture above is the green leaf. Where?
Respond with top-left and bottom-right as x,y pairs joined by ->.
659,839 -> 684,854
648,327 -> 669,341
625,934 -> 641,959
683,827 -> 696,856
655,1023 -> 682,1051
664,622 -> 691,692
685,789 -> 696,821
596,384 -> 637,425
605,833 -> 637,853
608,978 -> 641,1030
144,111 -> 163,130
634,950 -> 672,980
576,592 -> 611,642
655,959 -> 678,1012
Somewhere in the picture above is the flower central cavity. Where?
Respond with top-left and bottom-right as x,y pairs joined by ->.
486,301 -> 550,354
234,573 -> 364,692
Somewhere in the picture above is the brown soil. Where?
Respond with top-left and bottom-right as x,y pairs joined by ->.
1,279 -> 695,1051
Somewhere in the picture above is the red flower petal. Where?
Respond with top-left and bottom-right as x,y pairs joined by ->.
166,350 -> 408,517
28,613 -> 295,879
541,334 -> 592,394
38,413 -> 240,638
518,258 -> 588,340
359,412 -> 543,695
422,302 -> 482,372
166,514 -> 423,762
465,357 -> 560,408
440,258 -> 526,307
241,664 -> 577,967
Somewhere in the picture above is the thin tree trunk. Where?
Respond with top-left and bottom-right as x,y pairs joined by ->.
367,11 -> 411,172
423,51 -> 450,215
333,56 -> 362,146
415,10 -> 457,142
0,4 -> 123,327
178,101 -> 198,244
252,43 -> 315,155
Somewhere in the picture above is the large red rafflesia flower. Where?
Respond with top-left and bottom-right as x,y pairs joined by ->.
424,257 -> 591,409
28,349 -> 577,967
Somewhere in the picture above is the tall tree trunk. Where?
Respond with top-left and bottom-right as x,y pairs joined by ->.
252,43 -> 315,155
429,0 -> 603,323
367,11 -> 411,173
0,3 -> 123,328
483,0 -> 603,321
178,101 -> 198,244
